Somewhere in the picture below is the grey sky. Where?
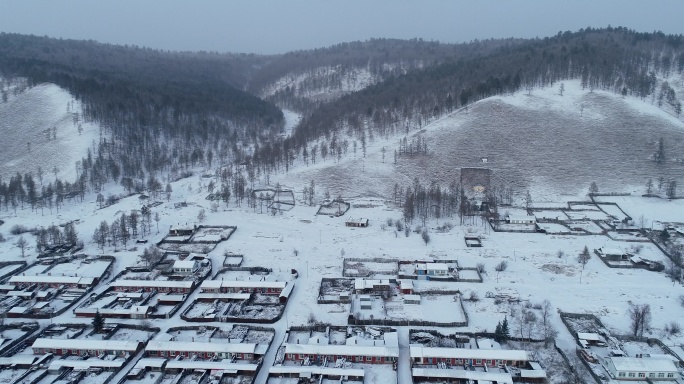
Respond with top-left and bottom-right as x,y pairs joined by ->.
1,0 -> 682,54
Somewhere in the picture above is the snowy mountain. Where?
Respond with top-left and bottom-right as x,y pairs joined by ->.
272,79 -> 684,202
0,81 -> 99,182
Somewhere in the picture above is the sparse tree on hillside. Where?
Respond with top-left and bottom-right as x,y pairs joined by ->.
197,209 -> 206,222
559,82 -> 565,96
165,183 -> 172,201
524,190 -> 532,209
667,180 -> 677,199
655,138 -> 666,164
646,178 -> 654,195
154,212 -> 160,234
589,182 -> 599,195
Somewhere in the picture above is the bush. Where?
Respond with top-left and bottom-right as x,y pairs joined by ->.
395,220 -> 404,232
421,230 -> 431,245
10,225 -> 30,235
468,291 -> 480,302
0,233 -> 5,242
495,261 -> 508,272
476,263 -> 486,274
665,322 -> 681,335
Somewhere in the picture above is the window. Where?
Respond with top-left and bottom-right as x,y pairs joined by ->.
658,373 -> 664,378
649,373 -> 655,378
618,372 -> 625,377
668,373 -> 675,378
638,373 -> 645,378
628,373 -> 635,378
366,356 -> 372,361
476,359 -> 481,365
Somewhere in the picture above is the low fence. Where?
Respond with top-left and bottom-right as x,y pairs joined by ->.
0,323 -> 40,357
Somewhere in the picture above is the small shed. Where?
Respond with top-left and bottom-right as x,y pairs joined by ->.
398,279 -> 414,294
403,295 -> 421,305
346,218 -> 369,228
507,215 -> 536,224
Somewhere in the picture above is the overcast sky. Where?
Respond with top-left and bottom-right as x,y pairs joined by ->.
1,1 -> 683,54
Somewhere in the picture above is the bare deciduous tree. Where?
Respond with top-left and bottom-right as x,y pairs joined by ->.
15,236 -> 27,257
628,303 -> 651,337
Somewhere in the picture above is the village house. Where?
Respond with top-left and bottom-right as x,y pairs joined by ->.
145,340 -> 265,360
596,247 -> 631,261
345,218 -> 369,228
506,214 -> 536,224
172,259 -> 200,274
577,332 -> 607,348
168,225 -> 194,236
8,275 -> 96,289
398,279 -> 414,294
604,356 -> 679,380
410,346 -> 531,368
354,279 -> 391,295
415,263 -> 450,278
31,338 -> 143,357
111,280 -> 195,294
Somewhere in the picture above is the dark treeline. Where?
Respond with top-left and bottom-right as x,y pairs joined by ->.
251,38 -> 527,113
0,33 -> 284,195
290,27 -> 684,152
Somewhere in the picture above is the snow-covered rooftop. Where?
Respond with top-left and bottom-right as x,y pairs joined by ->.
146,340 -> 257,355
410,346 -> 529,362
8,275 -> 94,286
32,338 -> 141,352
605,356 -> 678,373
412,367 -> 513,383
111,280 -> 194,289
269,366 -> 365,377
164,360 -> 257,371
284,342 -> 399,358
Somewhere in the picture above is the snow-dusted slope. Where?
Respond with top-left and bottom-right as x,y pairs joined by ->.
276,80 -> 684,202
0,82 -> 99,182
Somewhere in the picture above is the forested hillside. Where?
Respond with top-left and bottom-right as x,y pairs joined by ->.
290,27 -> 684,151
1,27 -> 684,214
